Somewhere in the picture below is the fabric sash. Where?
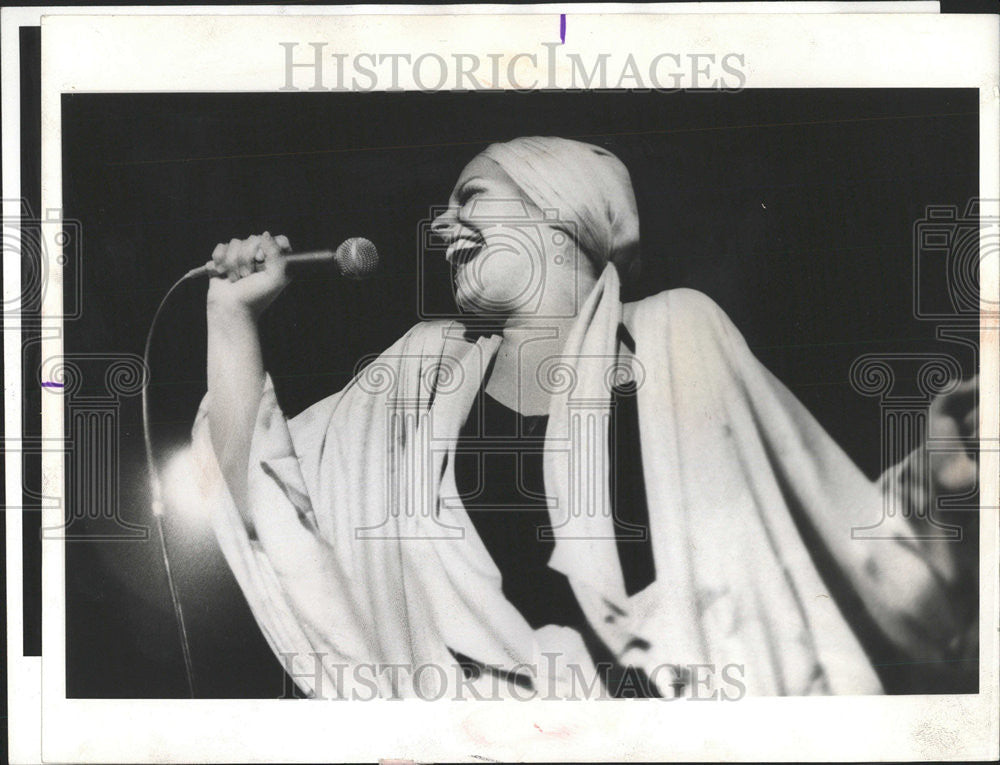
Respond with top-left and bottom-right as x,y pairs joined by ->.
192,265 -> 964,698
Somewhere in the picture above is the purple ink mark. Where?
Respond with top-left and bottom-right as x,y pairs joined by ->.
560,14 -> 566,44
41,382 -> 64,388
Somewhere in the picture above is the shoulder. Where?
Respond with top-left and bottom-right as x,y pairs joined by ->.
398,318 -> 454,340
626,287 -> 732,329
626,289 -> 756,382
393,319 -> 470,354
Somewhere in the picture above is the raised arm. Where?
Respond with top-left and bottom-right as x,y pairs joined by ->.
205,232 -> 291,527
668,288 -> 979,674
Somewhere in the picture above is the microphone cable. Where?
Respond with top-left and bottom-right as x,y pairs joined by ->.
142,269 -> 204,699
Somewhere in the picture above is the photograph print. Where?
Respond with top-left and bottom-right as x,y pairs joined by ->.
58,86 -> 983,702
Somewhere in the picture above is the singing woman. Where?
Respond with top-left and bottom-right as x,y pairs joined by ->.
193,137 -> 977,699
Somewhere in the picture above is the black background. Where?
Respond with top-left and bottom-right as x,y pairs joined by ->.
61,88 -> 979,698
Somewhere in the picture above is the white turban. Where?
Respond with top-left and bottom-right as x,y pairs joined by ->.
479,137 -> 641,282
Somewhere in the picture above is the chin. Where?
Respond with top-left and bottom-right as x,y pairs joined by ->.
455,291 -> 507,317
453,274 -> 504,315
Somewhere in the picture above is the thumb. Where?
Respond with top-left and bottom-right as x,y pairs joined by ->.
934,450 -> 977,494
259,233 -> 290,280
264,246 -> 289,283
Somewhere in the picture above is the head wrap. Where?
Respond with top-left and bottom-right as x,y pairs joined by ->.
478,137 -> 640,282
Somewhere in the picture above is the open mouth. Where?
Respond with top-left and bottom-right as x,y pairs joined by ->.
445,236 -> 484,267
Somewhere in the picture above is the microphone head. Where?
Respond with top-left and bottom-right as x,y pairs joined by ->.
335,237 -> 379,280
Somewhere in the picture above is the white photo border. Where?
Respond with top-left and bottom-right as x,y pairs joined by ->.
32,9 -> 1000,763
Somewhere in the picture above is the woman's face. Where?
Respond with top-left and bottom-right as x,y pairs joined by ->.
432,155 -> 577,316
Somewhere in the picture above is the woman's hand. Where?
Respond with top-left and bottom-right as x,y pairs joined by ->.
929,375 -> 978,494
207,232 -> 291,318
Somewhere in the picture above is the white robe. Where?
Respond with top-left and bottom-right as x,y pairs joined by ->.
191,265 -> 964,698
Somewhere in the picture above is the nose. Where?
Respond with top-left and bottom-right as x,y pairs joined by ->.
431,206 -> 458,240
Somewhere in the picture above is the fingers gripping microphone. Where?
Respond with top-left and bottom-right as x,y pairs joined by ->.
185,237 -> 380,280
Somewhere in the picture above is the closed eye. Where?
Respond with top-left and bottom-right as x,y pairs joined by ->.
456,182 -> 488,206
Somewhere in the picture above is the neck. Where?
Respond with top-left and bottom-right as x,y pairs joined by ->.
484,272 -> 602,414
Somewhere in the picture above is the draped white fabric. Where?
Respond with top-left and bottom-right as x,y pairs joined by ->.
191,265 -> 964,698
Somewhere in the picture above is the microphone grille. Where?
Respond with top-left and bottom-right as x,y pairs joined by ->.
335,237 -> 379,280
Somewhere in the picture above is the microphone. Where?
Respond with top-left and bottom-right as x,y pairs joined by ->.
185,237 -> 379,280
